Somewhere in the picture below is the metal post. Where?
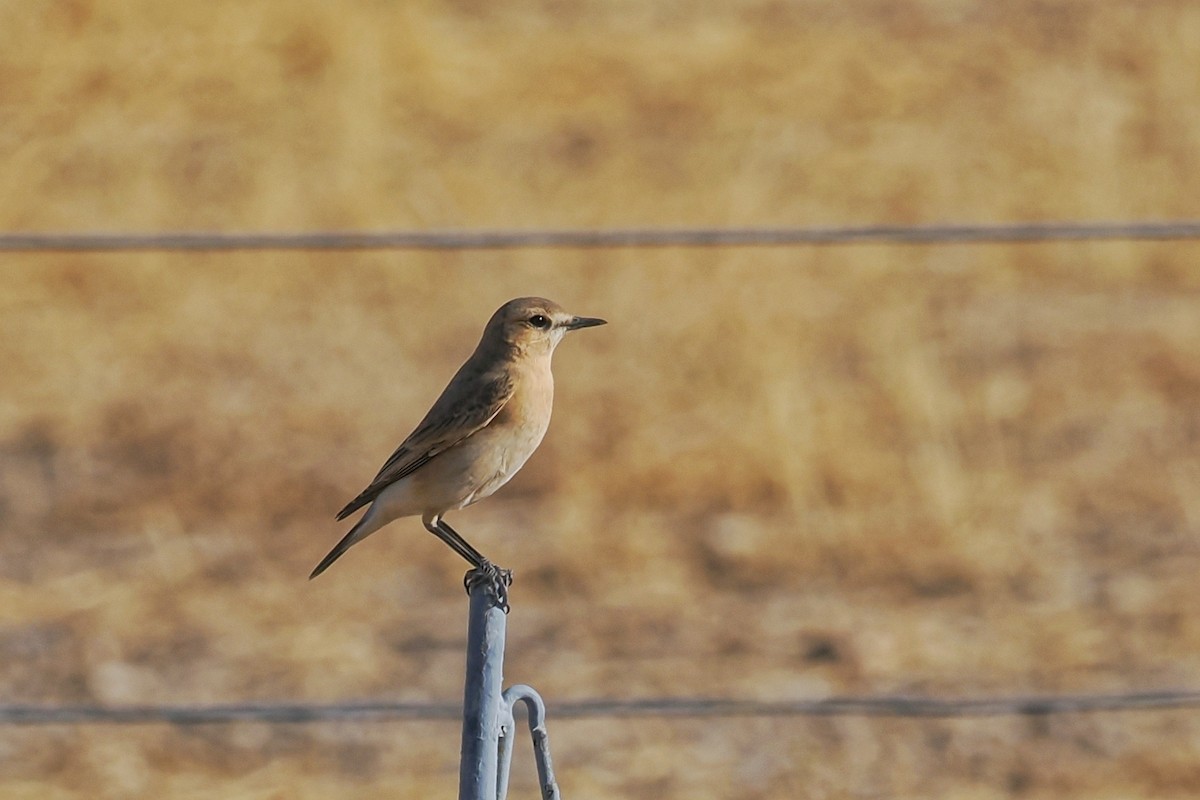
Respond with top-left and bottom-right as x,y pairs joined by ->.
458,580 -> 508,800
498,685 -> 561,800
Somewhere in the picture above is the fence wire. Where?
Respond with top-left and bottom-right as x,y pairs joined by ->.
3,220 -> 1200,252
5,690 -> 1200,726
7,220 -> 1199,731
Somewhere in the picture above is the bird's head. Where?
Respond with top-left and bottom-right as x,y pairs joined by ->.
483,296 -> 606,357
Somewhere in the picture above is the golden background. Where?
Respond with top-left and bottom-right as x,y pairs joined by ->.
3,1 -> 1200,798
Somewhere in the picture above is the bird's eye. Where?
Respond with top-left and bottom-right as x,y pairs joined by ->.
528,314 -> 551,329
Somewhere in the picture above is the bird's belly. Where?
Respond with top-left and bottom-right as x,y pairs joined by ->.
417,418 -> 548,512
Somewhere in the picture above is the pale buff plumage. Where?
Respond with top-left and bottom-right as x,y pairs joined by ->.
310,297 -> 606,580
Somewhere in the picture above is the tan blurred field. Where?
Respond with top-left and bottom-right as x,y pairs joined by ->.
3,1 -> 1200,798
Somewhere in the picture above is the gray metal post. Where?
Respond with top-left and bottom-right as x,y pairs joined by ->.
498,685 -> 561,800
458,579 -> 508,800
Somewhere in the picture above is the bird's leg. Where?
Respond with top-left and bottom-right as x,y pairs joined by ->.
440,518 -> 511,589
423,517 -> 484,567
435,519 -> 513,613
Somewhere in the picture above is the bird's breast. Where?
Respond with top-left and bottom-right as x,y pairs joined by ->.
419,361 -> 555,512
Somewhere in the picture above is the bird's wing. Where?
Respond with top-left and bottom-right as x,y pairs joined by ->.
335,370 -> 515,520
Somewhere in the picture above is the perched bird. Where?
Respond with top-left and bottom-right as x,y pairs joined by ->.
310,297 -> 606,599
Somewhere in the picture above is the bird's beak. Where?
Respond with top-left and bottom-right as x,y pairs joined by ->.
564,316 -> 607,330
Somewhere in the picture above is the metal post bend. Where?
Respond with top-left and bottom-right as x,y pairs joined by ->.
497,684 -> 561,800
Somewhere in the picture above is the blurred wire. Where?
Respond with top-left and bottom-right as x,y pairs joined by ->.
5,690 -> 1200,725
3,221 -> 1200,252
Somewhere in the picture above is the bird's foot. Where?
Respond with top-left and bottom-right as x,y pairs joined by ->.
464,560 -> 514,613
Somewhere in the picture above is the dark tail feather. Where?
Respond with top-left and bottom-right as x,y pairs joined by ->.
335,493 -> 370,521
309,523 -> 364,579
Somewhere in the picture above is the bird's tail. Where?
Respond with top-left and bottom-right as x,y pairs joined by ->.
309,515 -> 375,579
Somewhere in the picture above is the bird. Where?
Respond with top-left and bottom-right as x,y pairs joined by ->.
309,297 -> 606,604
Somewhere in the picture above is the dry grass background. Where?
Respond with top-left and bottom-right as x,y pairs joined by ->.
2,1 -> 1200,798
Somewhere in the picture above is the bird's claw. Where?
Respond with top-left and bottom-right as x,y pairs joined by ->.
464,560 -> 513,613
